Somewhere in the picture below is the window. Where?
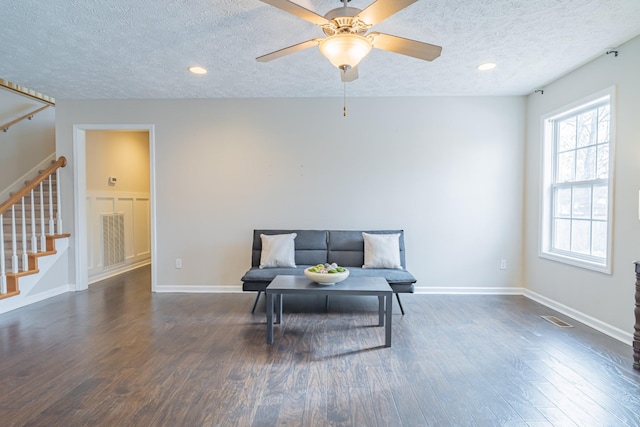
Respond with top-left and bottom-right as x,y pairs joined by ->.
540,88 -> 614,273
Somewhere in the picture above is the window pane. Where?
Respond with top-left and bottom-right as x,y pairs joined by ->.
592,185 -> 608,220
576,146 -> 596,181
592,220 -> 607,258
597,105 -> 610,144
572,186 -> 591,219
557,151 -> 575,182
571,220 -> 591,254
554,219 -> 571,251
555,187 -> 571,218
558,118 -> 576,151
545,94 -> 611,269
596,144 -> 609,179
577,110 -> 595,147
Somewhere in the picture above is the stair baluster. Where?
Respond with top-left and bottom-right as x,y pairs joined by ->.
11,205 -> 18,273
30,188 -> 37,253
0,213 -> 5,293
39,181 -> 45,251
48,175 -> 54,235
56,167 -> 63,234
21,197 -> 28,271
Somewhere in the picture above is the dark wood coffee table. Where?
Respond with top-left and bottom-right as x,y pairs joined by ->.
266,275 -> 393,347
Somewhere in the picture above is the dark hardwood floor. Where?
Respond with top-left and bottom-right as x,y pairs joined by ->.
1,266 -> 639,426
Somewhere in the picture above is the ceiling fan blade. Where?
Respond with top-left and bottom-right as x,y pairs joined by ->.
369,32 -> 442,61
259,0 -> 329,26
356,0 -> 419,26
341,66 -> 359,82
256,39 -> 321,62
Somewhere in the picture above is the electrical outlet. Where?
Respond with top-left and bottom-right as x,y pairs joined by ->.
175,258 -> 182,269
500,259 -> 507,270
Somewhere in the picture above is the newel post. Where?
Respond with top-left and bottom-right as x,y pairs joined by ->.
634,262 -> 640,370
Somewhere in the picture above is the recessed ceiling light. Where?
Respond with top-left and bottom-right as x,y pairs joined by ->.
477,62 -> 497,71
188,66 -> 208,75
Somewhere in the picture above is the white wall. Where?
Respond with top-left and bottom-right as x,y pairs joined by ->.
0,105 -> 55,190
55,96 -> 525,291
524,34 -> 640,335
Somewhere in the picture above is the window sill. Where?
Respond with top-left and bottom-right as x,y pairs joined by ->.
539,251 -> 611,274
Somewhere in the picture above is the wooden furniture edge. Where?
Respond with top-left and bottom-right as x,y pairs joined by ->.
634,262 -> 640,370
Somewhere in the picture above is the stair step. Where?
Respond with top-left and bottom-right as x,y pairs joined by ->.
0,290 -> 21,301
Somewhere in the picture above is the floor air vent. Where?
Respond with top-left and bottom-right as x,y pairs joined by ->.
102,213 -> 125,268
541,315 -> 573,327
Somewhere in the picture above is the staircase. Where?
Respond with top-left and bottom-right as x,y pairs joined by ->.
0,156 -> 68,299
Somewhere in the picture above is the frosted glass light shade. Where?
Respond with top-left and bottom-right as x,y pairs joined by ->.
319,34 -> 372,69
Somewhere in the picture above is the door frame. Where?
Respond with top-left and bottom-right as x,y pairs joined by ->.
72,124 -> 157,292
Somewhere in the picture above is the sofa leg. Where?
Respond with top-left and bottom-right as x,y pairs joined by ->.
395,293 -> 405,315
251,291 -> 263,313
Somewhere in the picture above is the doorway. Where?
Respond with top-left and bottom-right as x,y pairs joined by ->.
72,125 -> 156,292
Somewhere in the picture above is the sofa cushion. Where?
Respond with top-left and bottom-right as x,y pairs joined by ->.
259,233 -> 297,268
345,267 -> 416,284
252,230 -> 327,267
327,230 -> 406,268
362,232 -> 402,269
241,266 -> 415,285
241,266 -> 309,283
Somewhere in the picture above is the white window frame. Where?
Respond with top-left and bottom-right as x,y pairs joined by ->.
539,86 -> 616,274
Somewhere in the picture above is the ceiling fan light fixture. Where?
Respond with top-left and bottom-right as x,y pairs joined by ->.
477,62 -> 497,71
188,66 -> 208,75
319,34 -> 372,69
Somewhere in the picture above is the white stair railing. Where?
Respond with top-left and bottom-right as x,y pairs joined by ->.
48,175 -> 54,235
11,205 -> 18,274
30,188 -> 37,253
0,156 -> 67,297
39,181 -> 46,252
56,167 -> 63,234
0,213 -> 5,293
21,197 -> 28,271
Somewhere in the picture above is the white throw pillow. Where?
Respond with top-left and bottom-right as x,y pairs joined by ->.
259,233 -> 297,268
362,232 -> 403,269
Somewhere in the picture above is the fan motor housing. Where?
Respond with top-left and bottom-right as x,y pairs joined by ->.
322,7 -> 367,36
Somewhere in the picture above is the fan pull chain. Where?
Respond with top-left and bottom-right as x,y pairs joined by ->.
343,82 -> 347,117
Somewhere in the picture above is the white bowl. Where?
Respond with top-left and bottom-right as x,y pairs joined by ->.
304,267 -> 349,285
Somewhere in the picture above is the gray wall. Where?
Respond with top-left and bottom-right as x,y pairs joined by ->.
524,34 -> 640,334
55,96 -> 525,291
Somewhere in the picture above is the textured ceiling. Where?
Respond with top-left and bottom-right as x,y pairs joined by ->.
1,0 -> 640,99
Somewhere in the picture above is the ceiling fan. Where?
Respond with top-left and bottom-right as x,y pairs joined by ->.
256,0 -> 442,82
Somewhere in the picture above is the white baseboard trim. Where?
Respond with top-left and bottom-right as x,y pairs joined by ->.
415,286 -> 525,295
89,260 -> 151,285
523,289 -> 633,346
0,284 -> 74,315
154,285 -> 243,293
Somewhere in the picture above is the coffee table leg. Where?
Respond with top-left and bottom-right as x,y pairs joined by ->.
378,295 -> 384,326
266,292 -> 274,344
276,293 -> 282,324
385,293 -> 392,347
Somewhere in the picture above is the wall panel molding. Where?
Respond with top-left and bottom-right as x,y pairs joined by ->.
87,191 -> 150,282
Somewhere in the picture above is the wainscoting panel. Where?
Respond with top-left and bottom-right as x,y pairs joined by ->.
133,198 -> 150,257
87,192 -> 150,283
115,197 -> 134,259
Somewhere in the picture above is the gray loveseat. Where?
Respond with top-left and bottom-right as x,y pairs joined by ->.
241,229 -> 417,314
